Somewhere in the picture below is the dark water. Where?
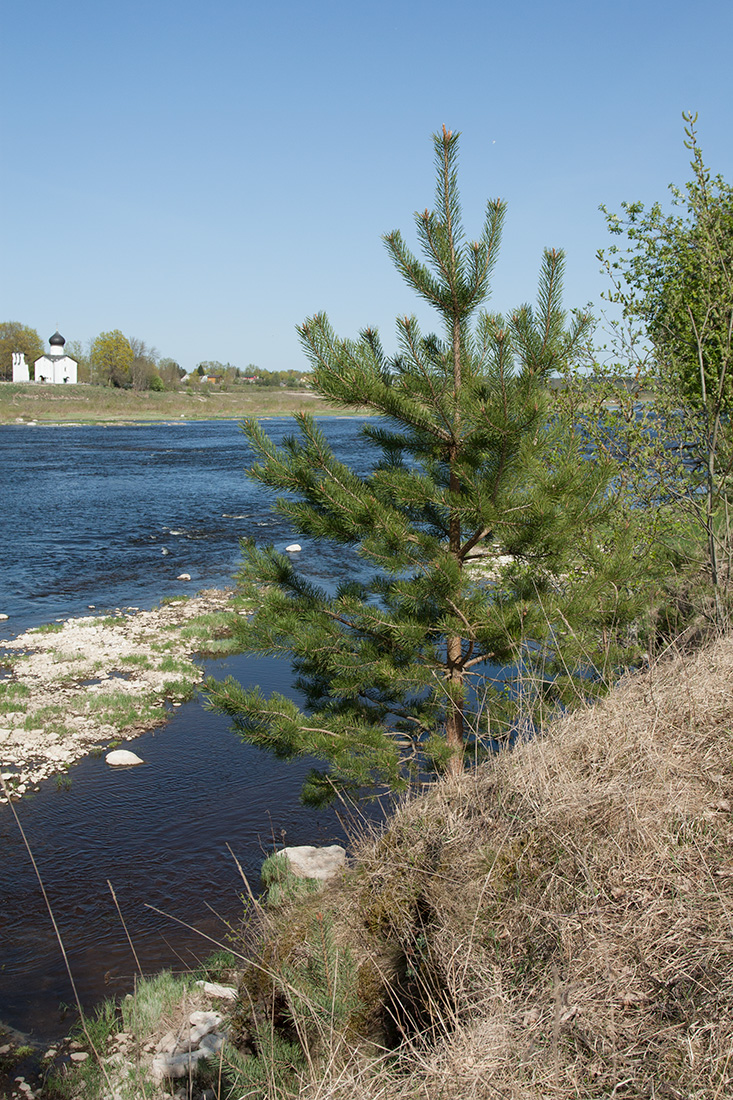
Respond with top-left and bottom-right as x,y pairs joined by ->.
0,418 -> 375,1042
0,418 -> 374,631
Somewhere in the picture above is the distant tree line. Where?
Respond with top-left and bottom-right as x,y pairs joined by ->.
194,362 -> 310,389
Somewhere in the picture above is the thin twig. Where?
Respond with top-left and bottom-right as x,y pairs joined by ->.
107,878 -> 144,979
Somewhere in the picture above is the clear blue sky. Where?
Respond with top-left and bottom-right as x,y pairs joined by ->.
2,0 -> 732,373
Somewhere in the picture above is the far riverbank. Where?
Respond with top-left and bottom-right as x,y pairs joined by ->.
0,382 -> 359,425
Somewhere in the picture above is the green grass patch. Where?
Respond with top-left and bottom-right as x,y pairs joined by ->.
122,969 -> 195,1035
158,655 -> 195,674
30,621 -> 64,634
51,971 -> 205,1100
260,852 -> 321,907
176,611 -> 243,656
86,690 -> 161,730
161,679 -> 197,700
119,653 -> 153,668
195,636 -> 244,657
24,704 -> 65,729
177,611 -> 233,639
0,681 -> 30,713
47,721 -> 74,739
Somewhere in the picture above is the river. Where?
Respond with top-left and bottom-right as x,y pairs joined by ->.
0,417 -> 374,1043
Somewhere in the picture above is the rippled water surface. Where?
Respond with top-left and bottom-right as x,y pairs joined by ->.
0,418 -> 375,1041
1,417 -> 374,630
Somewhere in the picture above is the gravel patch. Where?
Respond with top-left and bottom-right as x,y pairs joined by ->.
0,589 -> 238,803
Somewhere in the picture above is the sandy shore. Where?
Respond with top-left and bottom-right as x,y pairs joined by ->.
0,589 -> 241,803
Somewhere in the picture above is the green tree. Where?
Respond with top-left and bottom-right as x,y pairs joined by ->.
129,336 -> 159,391
593,113 -> 733,625
158,357 -> 185,385
254,367 -> 306,388
0,322 -> 44,381
65,339 -> 91,383
196,360 -> 227,377
206,127 -> 640,804
90,330 -> 134,387
600,114 -> 733,407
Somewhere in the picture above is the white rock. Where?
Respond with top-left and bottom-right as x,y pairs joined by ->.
151,1048 -> 211,1083
105,749 -> 144,766
156,1030 -> 179,1055
279,844 -> 346,881
177,573 -> 191,581
189,1010 -> 223,1045
195,980 -> 237,1000
285,543 -> 301,552
69,1051 -> 88,1062
0,613 -> 8,620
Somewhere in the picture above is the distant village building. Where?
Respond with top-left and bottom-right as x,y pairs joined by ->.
11,352 -> 29,382
33,332 -> 77,384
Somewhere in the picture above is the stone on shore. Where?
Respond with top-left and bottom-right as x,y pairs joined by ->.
280,844 -> 346,881
151,1010 -> 226,1083
195,980 -> 237,1000
106,749 -> 144,766
151,1047 -> 210,1083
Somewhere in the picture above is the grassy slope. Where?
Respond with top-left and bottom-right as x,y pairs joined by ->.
0,382 -> 352,424
232,632 -> 733,1100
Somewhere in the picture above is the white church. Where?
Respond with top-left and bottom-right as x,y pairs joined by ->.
13,331 -> 78,384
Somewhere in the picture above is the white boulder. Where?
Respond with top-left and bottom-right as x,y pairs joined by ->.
195,980 -> 237,1000
177,573 -> 191,581
285,544 -> 301,552
279,844 -> 346,881
151,1048 -> 210,1083
188,1010 -> 223,1046
105,749 -> 144,767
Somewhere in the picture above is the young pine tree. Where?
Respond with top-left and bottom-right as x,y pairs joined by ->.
205,127 -> 639,805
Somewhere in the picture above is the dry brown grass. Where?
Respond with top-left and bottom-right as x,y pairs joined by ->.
244,633 -> 733,1099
